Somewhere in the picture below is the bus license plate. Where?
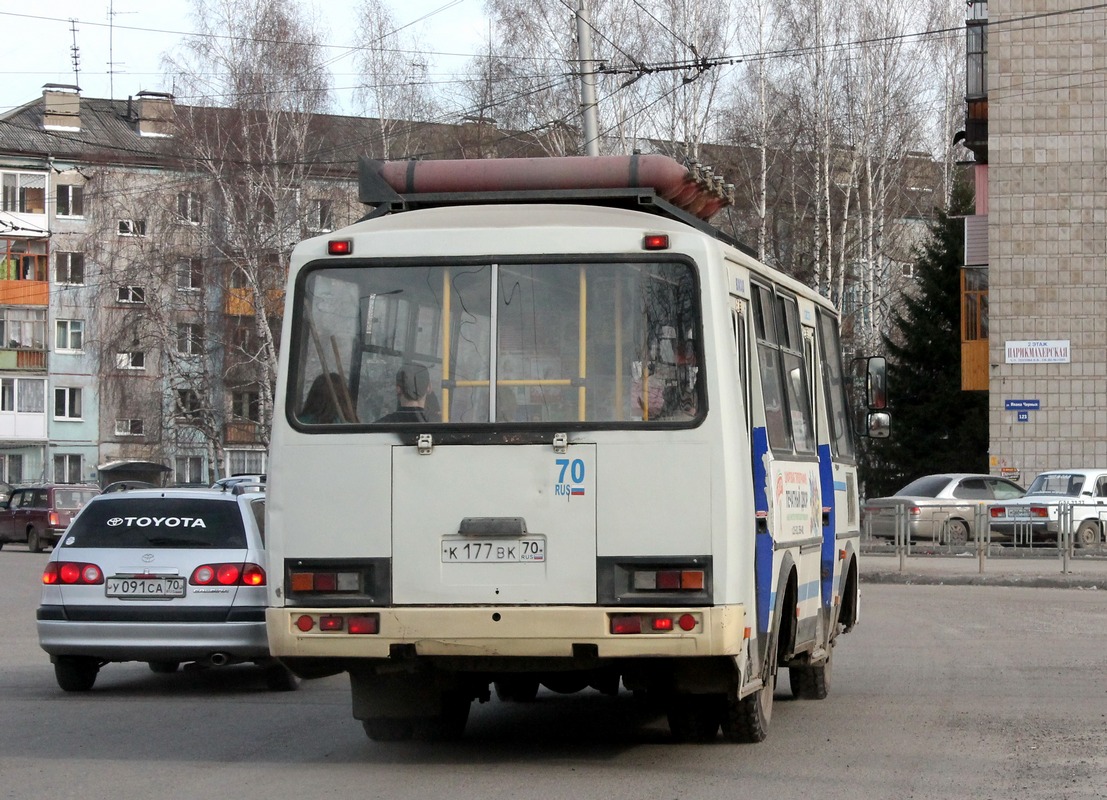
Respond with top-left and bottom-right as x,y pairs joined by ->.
106,576 -> 187,598
441,538 -> 545,563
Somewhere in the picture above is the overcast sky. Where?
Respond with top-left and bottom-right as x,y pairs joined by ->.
0,0 -> 488,116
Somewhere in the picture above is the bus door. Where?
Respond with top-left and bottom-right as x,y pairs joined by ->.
390,443 -> 597,605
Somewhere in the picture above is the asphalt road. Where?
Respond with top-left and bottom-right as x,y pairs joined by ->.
3,545 -> 1106,800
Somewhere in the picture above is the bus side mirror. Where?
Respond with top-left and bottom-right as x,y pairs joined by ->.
867,411 -> 891,439
866,356 -> 887,410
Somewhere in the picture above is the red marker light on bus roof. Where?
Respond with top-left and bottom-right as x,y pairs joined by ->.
643,234 -> 670,251
328,239 -> 353,256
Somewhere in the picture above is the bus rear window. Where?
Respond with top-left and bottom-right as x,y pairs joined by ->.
291,260 -> 702,427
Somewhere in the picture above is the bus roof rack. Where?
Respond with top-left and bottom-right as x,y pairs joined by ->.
357,155 -> 753,255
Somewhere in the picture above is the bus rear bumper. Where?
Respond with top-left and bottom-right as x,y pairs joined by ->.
266,604 -> 748,660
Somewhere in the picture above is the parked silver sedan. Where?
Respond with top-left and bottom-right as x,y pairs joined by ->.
864,473 -> 1026,545
36,487 -> 298,692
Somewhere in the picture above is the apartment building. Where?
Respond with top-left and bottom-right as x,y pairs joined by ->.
0,84 -> 522,485
959,1 -> 1107,486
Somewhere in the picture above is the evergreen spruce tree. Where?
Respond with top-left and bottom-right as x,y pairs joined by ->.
859,182 -> 988,498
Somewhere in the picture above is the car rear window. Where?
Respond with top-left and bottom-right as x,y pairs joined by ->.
63,498 -> 247,549
53,489 -> 98,510
896,476 -> 951,498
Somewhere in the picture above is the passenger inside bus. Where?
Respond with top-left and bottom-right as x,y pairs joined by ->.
376,364 -> 431,423
299,372 -> 344,424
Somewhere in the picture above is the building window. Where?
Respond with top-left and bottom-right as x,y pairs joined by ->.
53,454 -> 84,484
967,17 -> 988,98
1,377 -> 45,412
118,285 -> 146,303
1,171 -> 46,214
230,266 -> 250,289
177,323 -> 204,355
174,455 -> 204,485
115,351 -> 146,370
57,185 -> 85,217
962,267 -> 989,342
54,386 -> 82,420
177,257 -> 203,291
308,198 -> 334,232
1,453 -> 23,483
232,390 -> 261,421
1,238 -> 49,281
175,388 -> 203,419
55,251 -> 85,284
176,191 -> 203,224
232,323 -> 256,351
55,319 -> 84,352
228,449 -> 266,475
0,307 -> 46,349
115,418 -> 145,436
117,219 -> 147,236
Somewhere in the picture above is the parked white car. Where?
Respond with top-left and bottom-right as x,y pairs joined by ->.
988,469 -> 1107,548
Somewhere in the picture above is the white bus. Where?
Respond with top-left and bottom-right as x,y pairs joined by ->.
265,155 -> 888,743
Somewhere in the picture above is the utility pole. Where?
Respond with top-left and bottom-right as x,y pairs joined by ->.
575,0 -> 600,156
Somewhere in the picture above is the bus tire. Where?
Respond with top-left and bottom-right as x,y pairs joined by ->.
362,718 -> 414,742
494,676 -> 540,702
790,646 -> 832,700
421,691 -> 471,741
667,695 -> 721,743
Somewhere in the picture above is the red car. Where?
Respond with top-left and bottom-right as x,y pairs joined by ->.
0,484 -> 100,552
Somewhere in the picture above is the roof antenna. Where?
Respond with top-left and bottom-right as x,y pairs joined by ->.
107,1 -> 135,101
69,19 -> 81,87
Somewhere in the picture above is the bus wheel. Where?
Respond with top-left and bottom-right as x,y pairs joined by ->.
422,692 -> 471,741
666,695 -> 721,743
1075,521 -> 1100,549
790,646 -> 833,700
362,718 -> 414,742
495,676 -> 540,702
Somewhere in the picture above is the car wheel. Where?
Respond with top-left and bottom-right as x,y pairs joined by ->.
148,661 -> 180,674
946,519 -> 969,547
262,662 -> 301,692
27,529 -> 41,553
54,656 -> 99,692
1075,521 -> 1101,549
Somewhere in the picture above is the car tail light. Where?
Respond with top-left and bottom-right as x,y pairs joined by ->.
990,506 -> 1007,519
44,562 -> 103,585
909,506 -> 922,517
48,511 -> 60,527
1029,506 -> 1048,518
190,563 -> 265,586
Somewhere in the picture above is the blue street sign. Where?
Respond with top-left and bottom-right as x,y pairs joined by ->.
1017,411 -> 1029,422
1005,399 -> 1041,411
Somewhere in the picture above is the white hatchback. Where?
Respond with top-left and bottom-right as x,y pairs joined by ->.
36,487 -> 297,692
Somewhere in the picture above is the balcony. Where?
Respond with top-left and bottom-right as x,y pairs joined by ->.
0,347 -> 46,370
224,420 -> 265,444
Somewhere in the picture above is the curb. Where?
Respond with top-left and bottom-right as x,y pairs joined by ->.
861,572 -> 1107,590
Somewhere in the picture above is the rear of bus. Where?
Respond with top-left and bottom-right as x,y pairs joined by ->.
261,157 -> 880,743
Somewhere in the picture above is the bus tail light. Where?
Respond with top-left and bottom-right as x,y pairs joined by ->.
610,612 -> 700,634
633,569 -> 705,591
289,570 -> 360,593
293,613 -> 379,634
327,239 -> 353,255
